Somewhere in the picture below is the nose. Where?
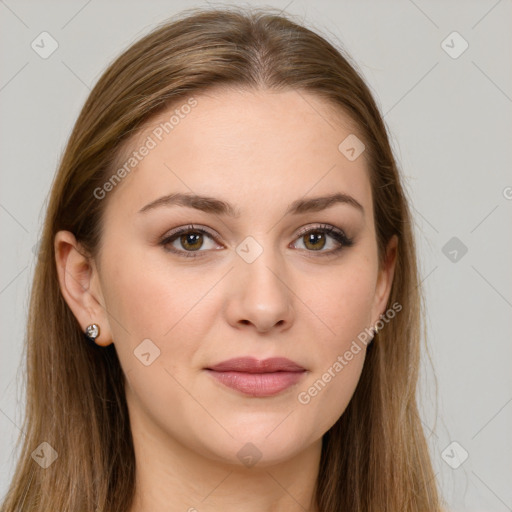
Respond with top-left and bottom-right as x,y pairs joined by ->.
225,248 -> 295,334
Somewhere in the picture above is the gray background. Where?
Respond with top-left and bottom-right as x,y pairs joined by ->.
1,0 -> 511,510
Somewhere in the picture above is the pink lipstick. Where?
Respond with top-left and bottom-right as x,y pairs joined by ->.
205,357 -> 306,397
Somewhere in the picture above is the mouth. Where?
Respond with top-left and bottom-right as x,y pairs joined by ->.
204,357 -> 307,397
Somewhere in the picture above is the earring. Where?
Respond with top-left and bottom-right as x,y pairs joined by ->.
85,323 -> 100,342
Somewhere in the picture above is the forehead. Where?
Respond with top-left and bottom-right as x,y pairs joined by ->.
105,87 -> 372,220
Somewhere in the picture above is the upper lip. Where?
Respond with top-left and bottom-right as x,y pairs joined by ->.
206,357 -> 305,373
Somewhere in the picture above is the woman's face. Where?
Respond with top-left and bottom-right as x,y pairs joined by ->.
73,88 -> 396,467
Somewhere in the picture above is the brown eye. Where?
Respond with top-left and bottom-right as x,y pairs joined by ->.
160,225 -> 221,258
179,232 -> 204,251
292,224 -> 354,256
302,231 -> 327,251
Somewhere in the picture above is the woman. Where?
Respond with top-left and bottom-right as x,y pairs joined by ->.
1,6 -> 442,512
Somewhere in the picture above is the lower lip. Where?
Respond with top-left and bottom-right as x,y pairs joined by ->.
205,370 -> 306,397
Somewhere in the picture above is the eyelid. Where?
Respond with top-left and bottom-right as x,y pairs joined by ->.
295,223 -> 346,238
161,223 -> 219,241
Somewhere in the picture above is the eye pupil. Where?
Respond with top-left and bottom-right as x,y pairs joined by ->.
181,232 -> 203,251
304,232 -> 326,251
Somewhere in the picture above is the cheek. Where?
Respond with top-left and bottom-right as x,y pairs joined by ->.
99,246 -> 204,372
292,258 -> 376,432
296,348 -> 366,439
99,250 -> 209,439
307,258 -> 377,346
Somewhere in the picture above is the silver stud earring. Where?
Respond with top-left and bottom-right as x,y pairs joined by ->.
85,324 -> 100,342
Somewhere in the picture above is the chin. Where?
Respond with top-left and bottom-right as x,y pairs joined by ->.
194,423 -> 316,469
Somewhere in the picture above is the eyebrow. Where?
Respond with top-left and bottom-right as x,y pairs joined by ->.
138,192 -> 364,217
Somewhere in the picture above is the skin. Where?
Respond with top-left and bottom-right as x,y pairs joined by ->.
55,87 -> 397,512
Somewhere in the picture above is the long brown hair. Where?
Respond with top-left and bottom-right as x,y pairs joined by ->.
1,6 -> 442,511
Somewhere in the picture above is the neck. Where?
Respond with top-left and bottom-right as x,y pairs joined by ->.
126,405 -> 322,512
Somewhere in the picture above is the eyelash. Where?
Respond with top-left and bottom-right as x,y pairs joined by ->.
159,223 -> 354,259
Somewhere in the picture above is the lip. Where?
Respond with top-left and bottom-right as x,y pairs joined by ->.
205,357 -> 307,397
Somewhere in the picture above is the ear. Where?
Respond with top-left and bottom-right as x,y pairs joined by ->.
54,230 -> 113,347
371,234 -> 398,326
